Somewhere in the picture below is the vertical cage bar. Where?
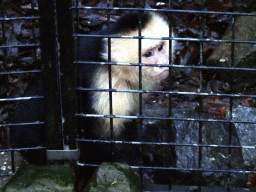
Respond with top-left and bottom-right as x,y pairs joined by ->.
38,0 -> 62,151
56,0 -> 77,150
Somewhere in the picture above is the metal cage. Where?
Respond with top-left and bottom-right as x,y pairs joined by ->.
73,0 -> 256,191
1,0 -> 256,191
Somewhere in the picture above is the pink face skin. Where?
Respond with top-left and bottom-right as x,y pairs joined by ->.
141,41 -> 169,78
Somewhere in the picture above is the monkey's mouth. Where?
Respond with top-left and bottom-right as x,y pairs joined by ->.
151,67 -> 169,79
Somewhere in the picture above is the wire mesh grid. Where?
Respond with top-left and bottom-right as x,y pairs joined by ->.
73,0 -> 256,191
0,0 -> 43,184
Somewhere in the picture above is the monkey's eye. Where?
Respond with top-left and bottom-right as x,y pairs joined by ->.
143,51 -> 153,57
158,44 -> 163,52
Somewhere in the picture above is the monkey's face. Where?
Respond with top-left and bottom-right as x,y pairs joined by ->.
142,41 -> 168,64
141,40 -> 169,79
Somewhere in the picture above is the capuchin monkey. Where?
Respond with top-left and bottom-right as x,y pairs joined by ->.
77,11 -> 172,139
76,11 -> 174,189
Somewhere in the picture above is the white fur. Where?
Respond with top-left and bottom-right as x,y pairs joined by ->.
92,13 -> 172,138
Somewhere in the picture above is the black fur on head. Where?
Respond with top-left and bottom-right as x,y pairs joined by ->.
111,12 -> 152,34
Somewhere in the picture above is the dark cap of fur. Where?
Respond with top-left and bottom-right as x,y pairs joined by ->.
111,12 -> 152,34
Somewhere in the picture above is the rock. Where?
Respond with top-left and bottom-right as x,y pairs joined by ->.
142,105 -> 256,187
173,107 -> 245,186
3,163 -> 74,192
232,106 -> 256,167
84,162 -> 142,192
206,15 -> 256,90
